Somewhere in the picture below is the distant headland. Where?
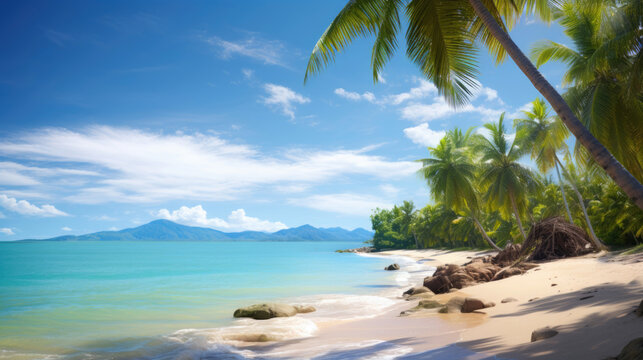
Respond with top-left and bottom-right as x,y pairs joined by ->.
17,219 -> 374,242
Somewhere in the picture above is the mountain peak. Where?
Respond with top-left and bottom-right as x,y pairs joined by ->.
23,220 -> 373,242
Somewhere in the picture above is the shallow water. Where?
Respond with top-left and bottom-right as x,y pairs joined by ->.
0,241 -> 433,359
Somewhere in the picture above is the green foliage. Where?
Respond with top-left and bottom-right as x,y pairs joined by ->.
369,110 -> 642,251
530,0 -> 643,181
370,201 -> 417,250
305,0 -> 553,106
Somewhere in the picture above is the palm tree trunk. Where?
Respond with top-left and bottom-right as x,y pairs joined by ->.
509,192 -> 528,241
555,156 -> 605,250
555,160 -> 574,223
413,231 -> 421,249
467,0 -> 643,211
472,216 -> 501,251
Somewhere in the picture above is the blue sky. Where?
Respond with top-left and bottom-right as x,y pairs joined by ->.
0,1 -> 570,240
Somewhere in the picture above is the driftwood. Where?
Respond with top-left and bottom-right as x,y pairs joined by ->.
522,217 -> 593,261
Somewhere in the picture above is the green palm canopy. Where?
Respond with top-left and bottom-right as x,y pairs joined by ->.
304,0 -> 643,210
475,114 -> 540,241
419,132 -> 502,250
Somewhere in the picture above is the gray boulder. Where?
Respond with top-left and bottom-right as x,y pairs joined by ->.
612,338 -> 643,360
385,263 -> 400,271
294,305 -> 316,314
438,296 -> 466,313
531,327 -> 559,342
403,286 -> 431,296
233,303 -> 315,320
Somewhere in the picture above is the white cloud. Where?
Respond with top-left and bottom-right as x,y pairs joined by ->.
242,68 -> 254,79
262,84 -> 310,119
289,193 -> 393,216
61,226 -> 72,231
377,72 -> 386,84
0,126 -> 419,204
158,205 -> 287,232
0,228 -> 14,235
474,86 -> 500,103
388,78 -> 437,105
206,35 -> 287,67
507,102 -> 533,119
95,215 -> 116,221
379,184 -> 400,195
401,97 -> 503,123
334,88 -> 376,102
0,161 -> 99,187
0,194 -> 68,217
403,123 -> 447,147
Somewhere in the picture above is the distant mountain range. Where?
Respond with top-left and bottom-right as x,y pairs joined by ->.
19,219 -> 374,242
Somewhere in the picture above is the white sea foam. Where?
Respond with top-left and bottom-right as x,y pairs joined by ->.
169,315 -> 318,346
169,254 -> 435,359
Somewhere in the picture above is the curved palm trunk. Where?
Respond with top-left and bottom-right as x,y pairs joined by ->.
509,192 -> 528,242
413,231 -> 421,249
555,156 -> 605,250
555,161 -> 574,223
472,216 -> 501,251
468,0 -> 643,211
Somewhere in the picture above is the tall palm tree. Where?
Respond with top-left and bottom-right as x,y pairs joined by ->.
530,0 -> 643,183
514,99 -> 605,248
514,98 -> 573,222
475,114 -> 540,242
419,136 -> 502,250
304,0 -> 643,210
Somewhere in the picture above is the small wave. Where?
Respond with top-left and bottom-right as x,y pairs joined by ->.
169,316 -> 318,347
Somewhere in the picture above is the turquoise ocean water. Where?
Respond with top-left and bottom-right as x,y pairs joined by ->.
0,241 -> 417,359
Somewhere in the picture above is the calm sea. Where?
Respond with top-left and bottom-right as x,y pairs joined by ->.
0,241 -> 425,359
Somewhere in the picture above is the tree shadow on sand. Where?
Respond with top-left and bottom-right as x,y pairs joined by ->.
458,282 -> 642,360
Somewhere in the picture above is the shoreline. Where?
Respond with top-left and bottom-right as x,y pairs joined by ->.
237,248 -> 642,359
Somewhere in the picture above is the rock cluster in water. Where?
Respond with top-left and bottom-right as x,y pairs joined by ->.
233,303 -> 316,320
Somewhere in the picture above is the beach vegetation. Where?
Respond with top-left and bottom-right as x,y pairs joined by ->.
305,0 -> 643,210
369,102 -> 642,251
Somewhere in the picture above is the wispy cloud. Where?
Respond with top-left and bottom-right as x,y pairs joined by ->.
289,193 -> 393,216
44,29 -> 74,47
334,88 -> 376,103
158,205 -> 287,232
206,35 -> 288,67
388,78 -> 438,105
61,226 -> 72,231
0,194 -> 68,217
400,97 -> 504,123
0,126 -> 419,204
262,84 -> 310,119
0,228 -> 14,235
403,123 -> 447,147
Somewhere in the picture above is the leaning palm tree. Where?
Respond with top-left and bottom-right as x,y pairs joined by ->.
304,0 -> 643,210
475,114 -> 540,242
530,0 -> 643,182
419,136 -> 502,250
515,99 -> 573,222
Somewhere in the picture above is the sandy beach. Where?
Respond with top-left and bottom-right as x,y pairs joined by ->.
247,249 -> 643,359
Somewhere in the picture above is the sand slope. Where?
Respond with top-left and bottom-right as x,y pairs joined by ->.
382,249 -> 643,359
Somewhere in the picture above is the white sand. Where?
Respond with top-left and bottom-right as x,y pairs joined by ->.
379,249 -> 643,359
242,249 -> 642,359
